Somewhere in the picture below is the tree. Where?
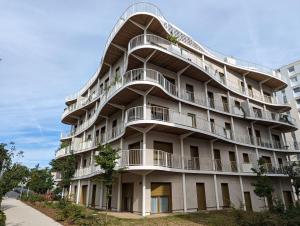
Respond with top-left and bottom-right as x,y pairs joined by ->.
94,144 -> 120,223
252,157 -> 274,209
50,154 -> 76,190
0,142 -> 29,207
284,161 -> 300,201
27,164 -> 53,194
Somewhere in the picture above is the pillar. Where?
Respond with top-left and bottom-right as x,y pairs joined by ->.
182,173 -> 187,212
213,174 -> 220,210
76,180 -> 81,204
142,174 -> 146,216
117,174 -> 122,211
239,176 -> 246,210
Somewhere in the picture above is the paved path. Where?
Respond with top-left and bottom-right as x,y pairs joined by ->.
2,197 -> 61,226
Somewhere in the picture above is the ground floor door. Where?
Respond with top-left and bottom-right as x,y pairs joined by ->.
91,184 -> 97,207
244,192 -> 252,211
81,185 -> 88,205
122,183 -> 134,212
283,191 -> 293,208
196,183 -> 206,210
151,183 -> 172,213
221,183 -> 230,208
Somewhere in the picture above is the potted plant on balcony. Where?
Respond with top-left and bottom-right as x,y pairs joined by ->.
167,34 -> 181,55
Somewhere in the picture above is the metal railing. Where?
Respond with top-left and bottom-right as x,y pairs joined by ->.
128,34 -> 287,105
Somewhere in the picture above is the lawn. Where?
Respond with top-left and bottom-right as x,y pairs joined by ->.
21,197 -> 300,226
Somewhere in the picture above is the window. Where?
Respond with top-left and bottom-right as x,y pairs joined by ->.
291,76 -> 298,82
224,122 -> 232,139
288,66 -> 295,73
222,96 -> 229,112
219,72 -> 225,84
240,81 -> 245,94
112,120 -> 117,138
115,67 -> 120,78
87,134 -> 92,141
187,113 -> 196,128
243,153 -> 250,163
186,84 -> 195,102
263,92 -> 272,103
253,107 -> 262,118
210,118 -> 215,133
207,91 -> 214,108
294,87 -> 300,93
297,99 -> 300,104
248,85 -> 253,97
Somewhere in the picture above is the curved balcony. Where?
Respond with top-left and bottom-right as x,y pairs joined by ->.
64,2 -> 284,105
128,34 -> 288,103
62,67 -> 296,133
118,149 -> 288,176
61,67 -> 296,140
124,105 -> 299,153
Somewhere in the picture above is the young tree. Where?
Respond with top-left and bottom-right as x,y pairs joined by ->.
27,164 -> 54,194
50,154 -> 76,195
252,157 -> 274,209
0,142 -> 29,207
94,144 -> 120,223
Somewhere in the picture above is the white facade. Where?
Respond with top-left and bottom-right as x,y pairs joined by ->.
276,60 -> 300,159
55,3 -> 298,216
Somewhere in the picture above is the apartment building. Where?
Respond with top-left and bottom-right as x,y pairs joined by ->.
55,3 -> 299,215
276,61 -> 300,159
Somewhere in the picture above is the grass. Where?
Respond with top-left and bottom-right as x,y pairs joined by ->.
21,199 -> 299,226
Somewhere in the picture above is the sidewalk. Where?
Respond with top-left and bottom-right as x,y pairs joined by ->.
2,197 -> 62,226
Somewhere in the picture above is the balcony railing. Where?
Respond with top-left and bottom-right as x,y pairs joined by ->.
117,149 -> 288,175
128,34 -> 286,105
125,105 -> 298,152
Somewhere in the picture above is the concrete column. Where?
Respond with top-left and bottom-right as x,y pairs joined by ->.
204,81 -> 208,106
76,180 -> 81,204
273,151 -> 278,168
230,116 -> 236,141
210,140 -> 215,170
143,95 -> 147,119
180,137 -> 185,169
99,181 -> 103,209
182,173 -> 187,212
178,102 -> 182,113
234,145 -> 240,172
143,132 -> 146,166
201,55 -> 205,68
86,180 -> 91,207
255,148 -> 259,160
68,184 -> 72,200
268,127 -> 274,148
213,174 -> 220,210
117,174 -> 122,211
105,118 -> 108,142
177,73 -> 181,97
227,91 -> 232,113
239,176 -> 246,210
242,74 -> 248,96
142,174 -> 146,216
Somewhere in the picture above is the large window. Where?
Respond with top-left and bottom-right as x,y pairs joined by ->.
288,66 -> 295,74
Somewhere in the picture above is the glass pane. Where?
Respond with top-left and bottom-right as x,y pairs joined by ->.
159,196 -> 169,213
151,197 -> 158,213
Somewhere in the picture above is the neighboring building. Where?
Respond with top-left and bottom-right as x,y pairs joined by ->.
276,60 -> 300,159
54,3 -> 298,215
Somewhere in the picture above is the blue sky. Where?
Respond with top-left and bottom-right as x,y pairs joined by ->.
0,0 -> 299,168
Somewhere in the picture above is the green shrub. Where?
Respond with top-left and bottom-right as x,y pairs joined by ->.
0,211 -> 5,226
282,205 -> 300,226
21,193 -> 45,202
56,201 -> 85,223
234,210 -> 285,226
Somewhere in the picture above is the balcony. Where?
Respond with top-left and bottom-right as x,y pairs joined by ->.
73,165 -> 102,178
128,34 -> 286,103
118,149 -> 287,175
61,67 -> 294,139
125,105 -> 299,153
248,108 -> 296,126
